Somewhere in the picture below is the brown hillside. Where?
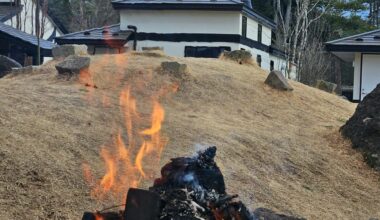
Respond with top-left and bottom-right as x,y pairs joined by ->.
0,53 -> 379,219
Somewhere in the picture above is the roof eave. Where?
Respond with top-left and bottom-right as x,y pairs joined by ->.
55,38 -> 128,48
325,43 -> 380,52
242,7 -> 275,29
112,2 -> 243,11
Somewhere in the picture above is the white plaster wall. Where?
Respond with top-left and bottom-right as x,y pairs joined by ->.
238,44 -> 271,71
244,15 -> 271,46
4,0 -> 61,40
270,54 -> 287,74
361,54 -> 380,99
120,10 -> 241,34
353,52 -> 361,101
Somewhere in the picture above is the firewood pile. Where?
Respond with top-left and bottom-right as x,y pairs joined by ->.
82,147 -> 305,220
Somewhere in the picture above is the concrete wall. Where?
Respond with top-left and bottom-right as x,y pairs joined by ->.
120,10 -> 241,34
120,9 -> 285,72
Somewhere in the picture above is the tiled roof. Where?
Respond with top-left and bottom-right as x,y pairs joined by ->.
0,5 -> 22,22
0,22 -> 54,50
325,29 -> 380,52
55,24 -> 132,47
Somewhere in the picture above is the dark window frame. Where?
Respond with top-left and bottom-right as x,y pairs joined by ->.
258,24 -> 262,43
184,46 -> 231,58
270,60 -> 274,71
242,16 -> 247,37
256,54 -> 262,67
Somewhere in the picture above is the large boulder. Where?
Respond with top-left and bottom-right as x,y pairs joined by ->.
0,55 -> 22,78
160,61 -> 190,80
221,50 -> 253,64
341,84 -> 380,171
265,70 -> 293,91
55,55 -> 90,77
316,80 -> 338,94
52,44 -> 88,59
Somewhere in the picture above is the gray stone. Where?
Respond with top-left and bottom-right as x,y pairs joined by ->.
52,44 -> 88,59
11,66 -> 35,75
222,50 -> 253,64
0,55 -> 22,78
316,80 -> 338,94
55,55 -> 90,76
142,47 -> 163,51
160,61 -> 190,80
265,70 -> 293,91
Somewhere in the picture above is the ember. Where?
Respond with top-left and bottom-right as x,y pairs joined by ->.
82,147 -> 305,220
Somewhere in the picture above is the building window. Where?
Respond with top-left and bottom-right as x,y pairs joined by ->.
184,46 -> 231,58
256,55 -> 262,67
270,60 -> 274,71
242,16 -> 247,37
258,24 -> 262,43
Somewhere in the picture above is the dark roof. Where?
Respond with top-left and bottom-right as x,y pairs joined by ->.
0,22 -> 54,50
325,29 -> 380,52
55,24 -> 132,47
111,0 -> 276,29
0,4 -> 23,22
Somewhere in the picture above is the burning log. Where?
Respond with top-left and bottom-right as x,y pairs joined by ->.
82,147 -> 305,220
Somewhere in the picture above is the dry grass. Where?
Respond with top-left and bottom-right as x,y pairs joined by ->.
0,53 -> 379,220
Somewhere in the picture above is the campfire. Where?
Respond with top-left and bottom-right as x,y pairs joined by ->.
82,147 -> 253,220
78,55 -> 304,220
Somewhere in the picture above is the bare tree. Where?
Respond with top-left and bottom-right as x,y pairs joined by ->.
70,0 -> 118,31
274,0 -> 330,79
298,39 -> 331,85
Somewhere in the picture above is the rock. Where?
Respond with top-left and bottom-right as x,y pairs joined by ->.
55,55 -> 90,76
0,55 -> 22,78
160,61 -> 190,80
142,47 -> 163,51
52,44 -> 88,59
316,80 -> 338,94
221,50 -> 253,64
265,70 -> 294,91
341,84 -> 380,170
253,208 -> 306,220
11,66 -> 35,75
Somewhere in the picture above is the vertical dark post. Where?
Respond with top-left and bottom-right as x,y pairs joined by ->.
127,25 -> 137,51
36,0 -> 41,65
334,56 -> 342,95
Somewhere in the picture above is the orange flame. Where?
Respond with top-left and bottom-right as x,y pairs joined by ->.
140,101 -> 165,136
95,213 -> 104,220
82,77 -> 175,203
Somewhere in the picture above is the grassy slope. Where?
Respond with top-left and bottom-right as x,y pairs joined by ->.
0,53 -> 379,219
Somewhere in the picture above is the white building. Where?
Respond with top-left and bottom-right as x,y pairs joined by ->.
0,0 -> 67,65
57,0 -> 287,73
326,29 -> 380,101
